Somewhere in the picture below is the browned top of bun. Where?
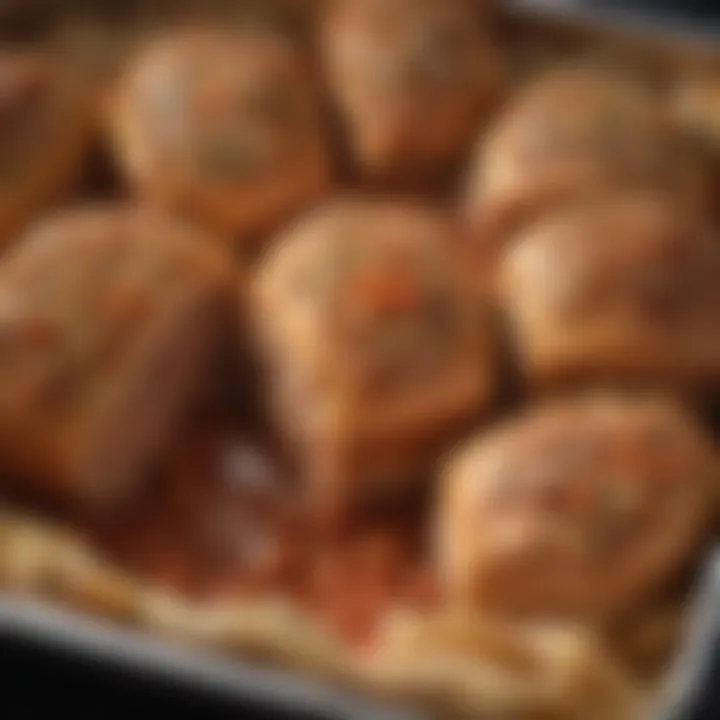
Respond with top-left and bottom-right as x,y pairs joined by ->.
253,199 -> 494,444
501,192 -> 720,389
464,68 -> 701,253
323,0 -> 503,178
109,26 -> 329,240
439,392 -> 715,620
0,205 -> 233,417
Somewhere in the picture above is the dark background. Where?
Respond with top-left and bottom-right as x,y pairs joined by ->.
0,631 -> 335,719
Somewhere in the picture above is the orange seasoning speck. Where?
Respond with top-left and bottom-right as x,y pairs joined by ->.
195,86 -> 228,122
21,315 -> 59,349
106,287 -> 149,327
354,272 -> 419,313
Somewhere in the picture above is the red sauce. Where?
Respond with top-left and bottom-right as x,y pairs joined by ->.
86,412 -> 441,649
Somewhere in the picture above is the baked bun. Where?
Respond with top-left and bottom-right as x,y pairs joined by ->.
500,193 -> 720,392
673,72 -> 720,220
674,72 -> 720,152
0,50 -> 93,245
322,0 -> 503,181
463,68 -> 702,258
0,206 -> 234,508
439,393 -> 714,619
252,199 -> 495,521
109,27 -> 330,246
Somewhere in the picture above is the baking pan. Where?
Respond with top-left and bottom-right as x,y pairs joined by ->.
504,0 -> 720,41
654,548 -> 720,720
0,594 -> 423,719
0,1 -> 719,719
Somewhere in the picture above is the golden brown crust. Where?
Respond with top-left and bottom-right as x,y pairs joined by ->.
108,26 -> 331,244
673,71 -> 720,152
0,206 -> 235,507
500,193 -> 720,391
439,392 -> 715,621
0,50 -> 94,247
463,68 -> 704,259
251,199 -> 496,520
606,598 -> 686,683
672,71 -> 720,223
322,0 -> 504,180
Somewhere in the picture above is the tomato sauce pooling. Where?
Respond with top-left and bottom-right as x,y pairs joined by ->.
89,413 -> 441,649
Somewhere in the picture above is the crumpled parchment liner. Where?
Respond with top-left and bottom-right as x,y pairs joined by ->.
0,508 -> 650,719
